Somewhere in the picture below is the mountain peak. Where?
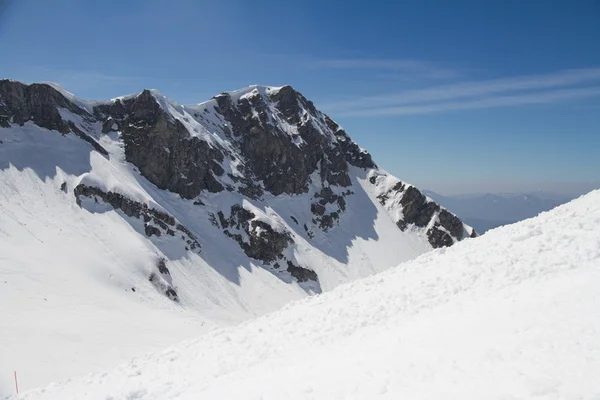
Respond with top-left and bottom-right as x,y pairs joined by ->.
1,79 -> 480,389
0,77 -> 475,289
221,84 -> 288,99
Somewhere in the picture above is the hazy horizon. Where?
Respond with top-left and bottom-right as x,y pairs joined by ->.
420,180 -> 600,197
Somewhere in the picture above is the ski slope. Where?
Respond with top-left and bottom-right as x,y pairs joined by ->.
10,190 -> 600,400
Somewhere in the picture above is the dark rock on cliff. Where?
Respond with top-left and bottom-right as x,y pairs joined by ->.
324,116 -> 376,169
427,224 -> 455,248
145,224 -> 162,237
2,80 -> 475,287
157,258 -> 171,276
286,260 -> 318,283
400,187 -> 440,228
0,80 -> 108,154
220,90 -> 316,195
221,204 -> 293,264
0,80 -> 85,133
376,180 -> 473,248
96,90 -> 225,199
310,187 -> 348,230
211,86 -> 357,196
438,209 -> 464,240
101,117 -> 118,133
74,184 -> 200,251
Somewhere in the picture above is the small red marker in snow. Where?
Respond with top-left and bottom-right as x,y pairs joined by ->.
14,371 -> 19,394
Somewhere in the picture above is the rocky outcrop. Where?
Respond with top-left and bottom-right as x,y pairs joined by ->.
210,86 -> 358,196
73,184 -> 200,252
376,180 -> 471,248
285,260 -> 318,283
0,80 -> 108,154
310,187 -> 351,231
217,204 -> 318,283
219,204 -> 292,264
94,90 -> 225,199
2,80 -> 475,289
324,115 -> 376,169
0,80 -> 83,132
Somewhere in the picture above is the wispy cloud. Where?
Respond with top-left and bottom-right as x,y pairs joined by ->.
321,68 -> 600,117
308,58 -> 461,79
336,86 -> 600,117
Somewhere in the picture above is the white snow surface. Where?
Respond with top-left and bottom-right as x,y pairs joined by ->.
9,190 -> 600,400
0,102 -> 432,391
0,82 -> 466,394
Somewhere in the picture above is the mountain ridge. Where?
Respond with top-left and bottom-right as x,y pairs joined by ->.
0,78 -> 476,291
1,78 -> 476,389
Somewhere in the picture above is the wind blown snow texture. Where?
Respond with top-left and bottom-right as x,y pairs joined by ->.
9,190 -> 600,400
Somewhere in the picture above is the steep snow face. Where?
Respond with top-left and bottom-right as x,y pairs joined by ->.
1,80 -> 474,391
11,190 -> 600,400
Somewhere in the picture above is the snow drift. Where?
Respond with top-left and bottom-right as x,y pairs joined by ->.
10,189 -> 600,400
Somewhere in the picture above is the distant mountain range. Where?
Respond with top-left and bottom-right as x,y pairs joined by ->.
423,190 -> 576,233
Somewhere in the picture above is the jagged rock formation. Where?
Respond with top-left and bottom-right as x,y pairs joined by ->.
218,204 -> 292,263
74,184 -> 200,252
0,79 -> 476,299
375,180 -> 469,248
95,90 -> 226,198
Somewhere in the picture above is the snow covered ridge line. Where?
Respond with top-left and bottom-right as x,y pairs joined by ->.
0,78 -> 473,236
2,79 -> 478,391
0,78 -> 474,291
12,190 -> 600,400
74,184 -> 201,252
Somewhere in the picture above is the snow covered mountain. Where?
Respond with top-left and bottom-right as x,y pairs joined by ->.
0,80 -> 475,391
10,189 -> 600,400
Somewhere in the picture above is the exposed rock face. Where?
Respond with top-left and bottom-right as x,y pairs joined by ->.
0,80 -> 108,155
217,203 -> 319,284
1,80 -> 476,288
311,187 -> 350,231
0,80 -> 83,132
427,224 -> 455,248
323,115 -> 375,169
437,209 -> 464,239
376,180 -> 469,248
95,90 -> 225,199
219,204 -> 293,264
212,86 -> 355,196
73,184 -> 200,252
286,260 -> 318,283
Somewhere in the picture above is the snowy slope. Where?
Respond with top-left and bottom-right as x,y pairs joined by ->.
0,125 -> 308,393
0,80 -> 474,392
10,189 -> 600,400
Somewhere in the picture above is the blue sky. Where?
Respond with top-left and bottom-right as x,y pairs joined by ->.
1,0 -> 599,195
